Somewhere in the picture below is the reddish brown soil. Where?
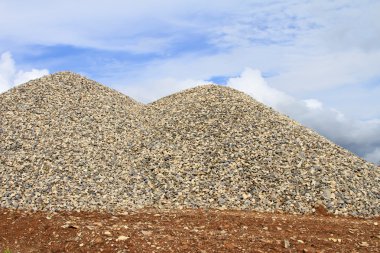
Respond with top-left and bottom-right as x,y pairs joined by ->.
0,208 -> 379,253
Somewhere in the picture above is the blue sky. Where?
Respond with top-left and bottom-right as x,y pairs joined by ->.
1,0 -> 380,163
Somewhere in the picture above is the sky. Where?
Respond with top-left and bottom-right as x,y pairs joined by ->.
0,0 -> 379,164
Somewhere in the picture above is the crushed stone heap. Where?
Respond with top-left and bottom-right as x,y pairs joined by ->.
1,72 -> 379,217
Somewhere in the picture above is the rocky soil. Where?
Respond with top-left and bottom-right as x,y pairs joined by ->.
0,72 -> 379,216
1,208 -> 379,253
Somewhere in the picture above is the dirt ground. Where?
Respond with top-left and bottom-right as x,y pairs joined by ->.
0,207 -> 379,253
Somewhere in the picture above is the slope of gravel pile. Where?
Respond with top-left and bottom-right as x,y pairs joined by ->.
0,72 -> 147,210
1,72 -> 379,217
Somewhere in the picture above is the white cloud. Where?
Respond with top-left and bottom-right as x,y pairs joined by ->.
365,148 -> 380,165
0,52 -> 49,93
0,0 -> 244,53
268,49 -> 380,93
227,68 -> 293,108
303,99 -> 323,110
0,52 -> 15,92
13,69 -> 50,86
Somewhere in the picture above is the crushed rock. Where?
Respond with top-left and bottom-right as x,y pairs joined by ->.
0,72 -> 379,217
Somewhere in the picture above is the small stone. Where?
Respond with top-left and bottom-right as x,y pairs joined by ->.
297,240 -> 304,244
61,223 -> 79,229
284,239 -> 290,248
328,238 -> 338,242
104,231 -> 112,236
141,230 -> 153,236
242,193 -> 251,199
116,235 -> 129,241
94,237 -> 103,244
359,242 -> 369,247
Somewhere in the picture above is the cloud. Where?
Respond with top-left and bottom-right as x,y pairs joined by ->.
13,69 -> 50,86
225,68 -> 380,164
0,1 -> 244,53
227,68 -> 293,108
365,148 -> 380,164
268,49 -> 380,93
0,52 -> 15,92
304,99 -> 323,110
0,52 -> 49,93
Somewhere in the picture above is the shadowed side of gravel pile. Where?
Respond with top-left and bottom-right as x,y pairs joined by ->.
1,73 -> 379,217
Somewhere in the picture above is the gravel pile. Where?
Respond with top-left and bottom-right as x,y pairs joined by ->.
1,72 -> 379,217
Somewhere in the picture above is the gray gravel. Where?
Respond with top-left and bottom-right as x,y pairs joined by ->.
1,72 -> 379,217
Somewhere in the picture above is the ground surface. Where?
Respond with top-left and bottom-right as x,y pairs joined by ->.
0,208 -> 379,253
